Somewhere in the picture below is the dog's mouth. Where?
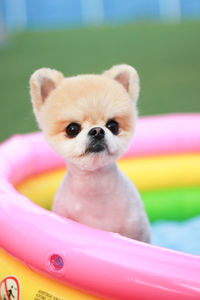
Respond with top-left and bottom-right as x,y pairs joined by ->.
85,142 -> 107,154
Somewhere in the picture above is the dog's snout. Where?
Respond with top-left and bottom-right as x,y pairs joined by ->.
88,127 -> 105,139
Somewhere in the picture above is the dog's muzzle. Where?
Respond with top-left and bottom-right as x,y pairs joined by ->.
86,127 -> 107,153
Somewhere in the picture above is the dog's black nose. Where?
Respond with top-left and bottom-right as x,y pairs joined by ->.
88,127 -> 105,139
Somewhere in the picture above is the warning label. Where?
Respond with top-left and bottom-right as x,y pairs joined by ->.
0,276 -> 20,300
34,290 -> 64,300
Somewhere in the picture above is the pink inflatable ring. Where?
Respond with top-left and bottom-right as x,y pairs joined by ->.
0,114 -> 200,300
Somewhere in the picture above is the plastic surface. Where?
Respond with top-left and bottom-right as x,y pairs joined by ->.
17,174 -> 200,223
0,114 -> 200,300
125,113 -> 200,157
143,186 -> 200,222
0,249 -> 101,300
16,154 -> 200,209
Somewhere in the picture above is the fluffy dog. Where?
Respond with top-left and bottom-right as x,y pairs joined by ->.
30,64 -> 151,242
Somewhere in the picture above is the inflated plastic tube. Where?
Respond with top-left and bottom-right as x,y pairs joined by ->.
1,191 -> 200,300
0,248 -> 100,300
17,174 -> 200,222
0,114 -> 200,300
142,186 -> 200,222
125,113 -> 200,157
16,155 -> 200,220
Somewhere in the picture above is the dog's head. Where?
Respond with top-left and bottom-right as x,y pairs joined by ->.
30,65 -> 139,170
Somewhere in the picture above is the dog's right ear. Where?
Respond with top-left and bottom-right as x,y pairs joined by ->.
30,68 -> 63,123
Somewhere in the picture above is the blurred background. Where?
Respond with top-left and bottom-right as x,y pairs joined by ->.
0,0 -> 200,142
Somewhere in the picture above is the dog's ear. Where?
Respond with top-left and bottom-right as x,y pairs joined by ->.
30,68 -> 63,112
30,68 -> 63,128
103,64 -> 139,103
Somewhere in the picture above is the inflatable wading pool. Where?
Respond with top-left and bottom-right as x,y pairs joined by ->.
0,114 -> 200,300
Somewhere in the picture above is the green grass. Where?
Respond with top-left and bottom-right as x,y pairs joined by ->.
0,21 -> 200,142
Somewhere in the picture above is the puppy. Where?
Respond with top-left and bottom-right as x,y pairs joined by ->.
30,64 -> 151,242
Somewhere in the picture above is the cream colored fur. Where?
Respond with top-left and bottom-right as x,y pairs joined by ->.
30,64 -> 151,242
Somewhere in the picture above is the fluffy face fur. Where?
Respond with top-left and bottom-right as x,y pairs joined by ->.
30,65 -> 139,171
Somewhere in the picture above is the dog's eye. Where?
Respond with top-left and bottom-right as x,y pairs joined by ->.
106,119 -> 119,135
66,123 -> 81,138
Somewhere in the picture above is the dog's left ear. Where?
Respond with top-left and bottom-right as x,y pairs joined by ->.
103,64 -> 140,103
